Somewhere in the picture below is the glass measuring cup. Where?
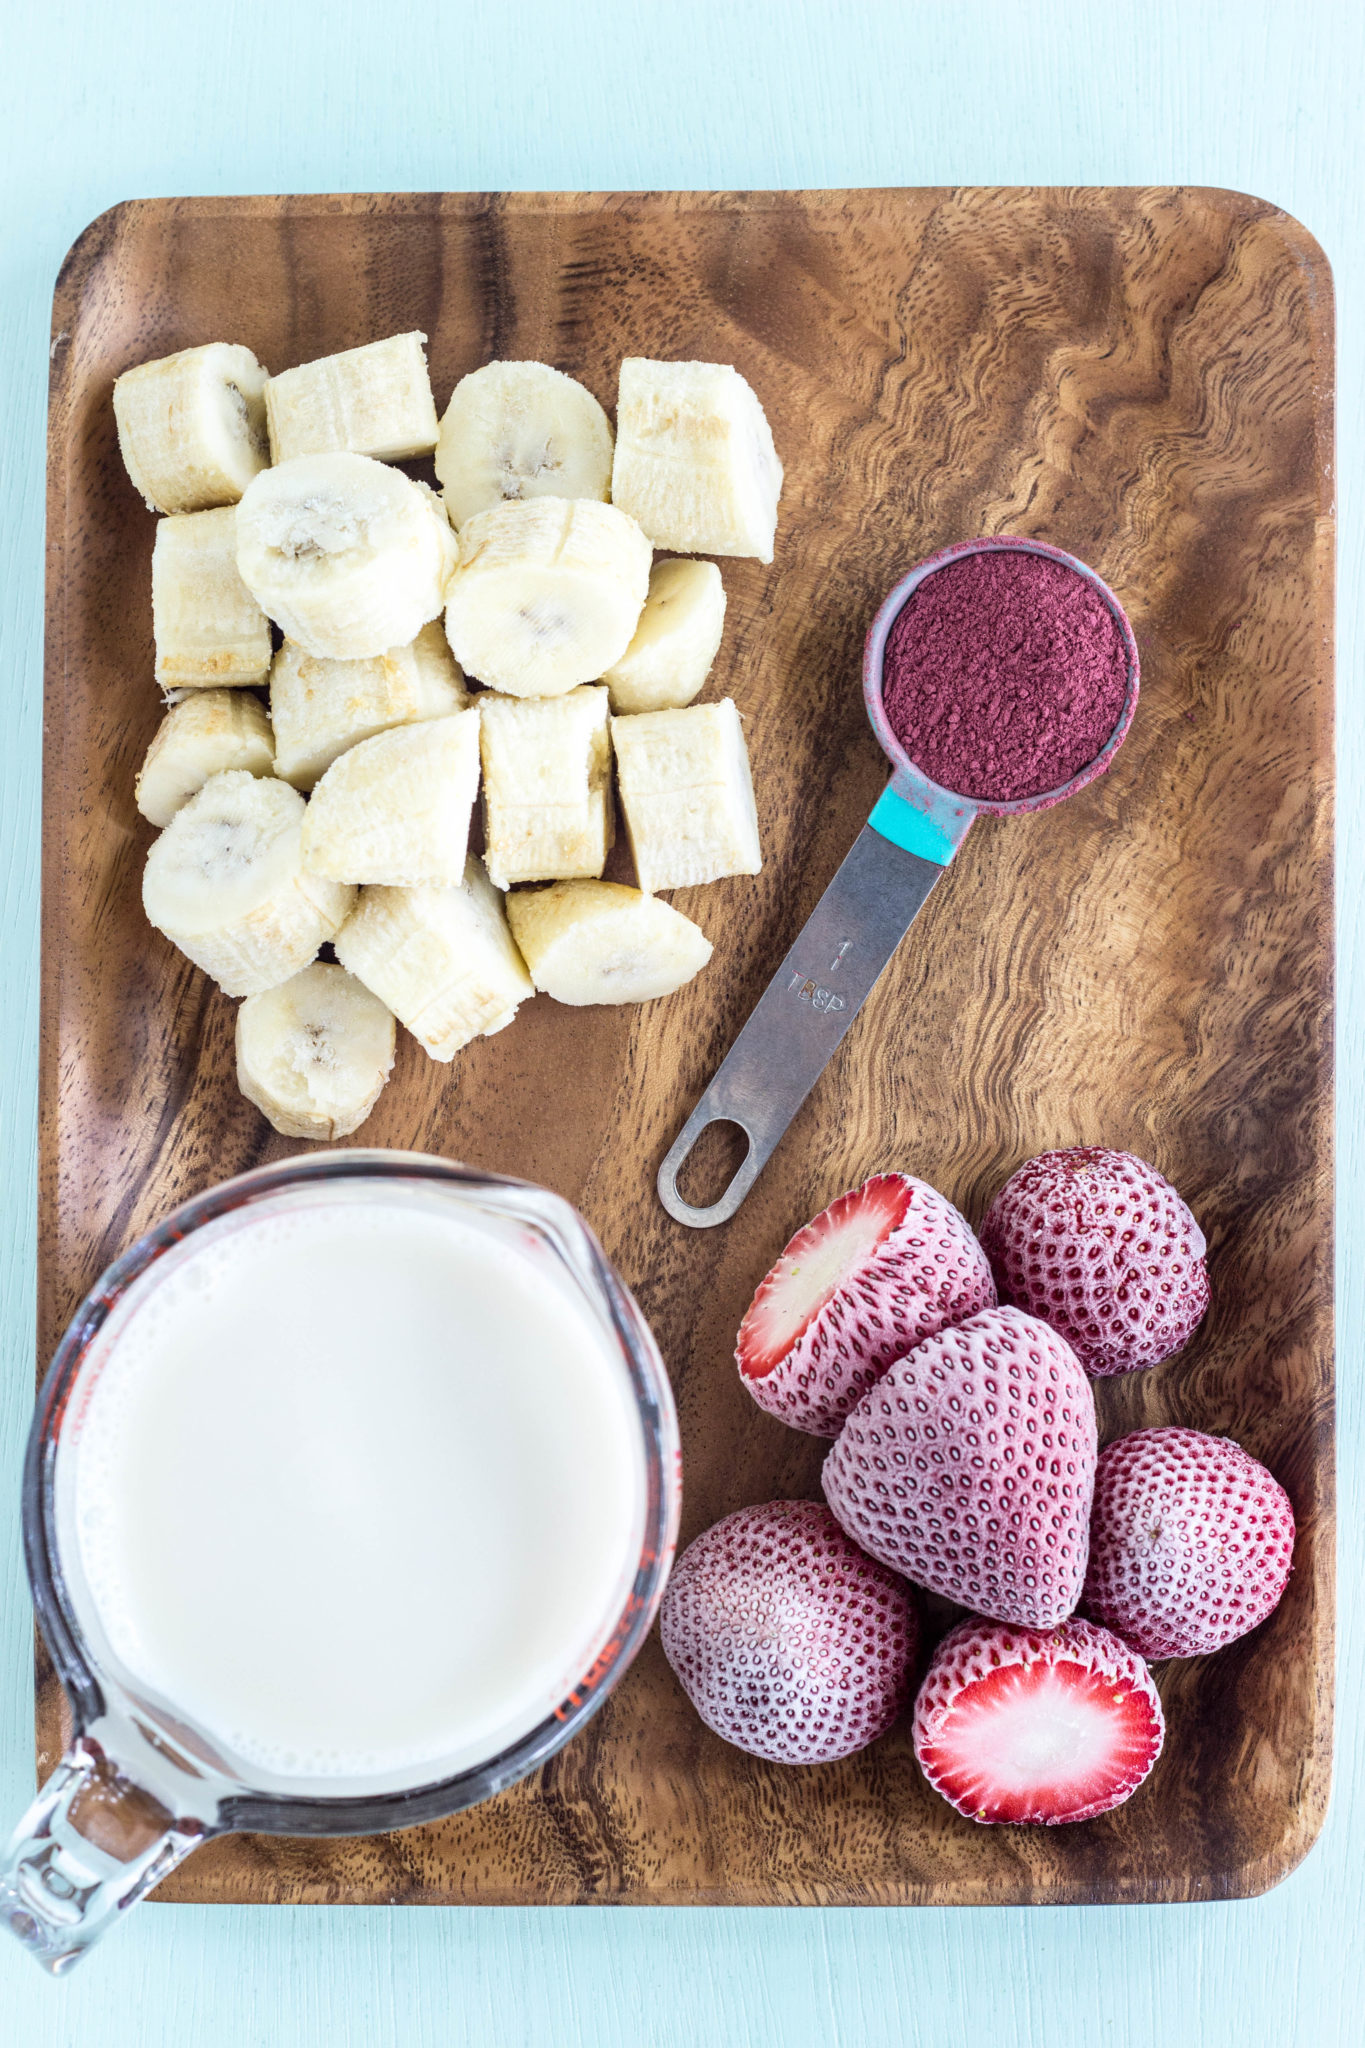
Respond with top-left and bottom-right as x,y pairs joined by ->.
1,1151 -> 680,1974
657,536 -> 1140,1227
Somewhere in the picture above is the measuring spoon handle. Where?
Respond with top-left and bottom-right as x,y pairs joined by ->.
657,788 -> 972,1227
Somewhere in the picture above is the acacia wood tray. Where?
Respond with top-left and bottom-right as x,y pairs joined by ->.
40,188 -> 1334,1906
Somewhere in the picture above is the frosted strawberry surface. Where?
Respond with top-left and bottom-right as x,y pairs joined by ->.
1082,1427 -> 1296,1658
660,1500 -> 917,1765
979,1147 -> 1209,1378
822,1305 -> 1097,1627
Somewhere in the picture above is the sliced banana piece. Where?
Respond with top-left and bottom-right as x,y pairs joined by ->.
236,961 -> 396,1140
136,689 -> 275,828
334,858 -> 533,1061
435,361 -> 613,529
507,881 -> 712,1005
270,620 -> 468,791
265,332 -> 439,464
152,507 -> 273,689
236,453 -> 458,661
480,686 -> 612,888
142,770 -> 354,997
301,708 -> 481,886
113,342 -> 269,514
611,358 -> 782,562
601,558 -> 726,713
443,496 -> 650,698
612,699 -> 761,893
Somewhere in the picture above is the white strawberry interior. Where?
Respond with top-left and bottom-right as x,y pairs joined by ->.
940,1663 -> 1132,1813
747,1187 -> 905,1366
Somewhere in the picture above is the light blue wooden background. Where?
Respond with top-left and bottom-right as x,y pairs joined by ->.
1,1 -> 1359,2041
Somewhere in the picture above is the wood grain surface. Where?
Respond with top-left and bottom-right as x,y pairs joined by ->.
39,187 -> 1333,1908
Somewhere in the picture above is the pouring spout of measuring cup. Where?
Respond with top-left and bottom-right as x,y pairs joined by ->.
655,536 -> 1140,1230
655,772 -> 977,1229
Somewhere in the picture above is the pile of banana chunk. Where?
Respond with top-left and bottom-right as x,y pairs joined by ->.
114,332 -> 782,1139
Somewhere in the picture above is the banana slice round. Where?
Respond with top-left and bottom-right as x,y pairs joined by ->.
236,961 -> 396,1140
505,880 -> 712,1005
236,453 -> 458,662
602,558 -> 727,713
136,689 -> 275,828
611,357 -> 783,563
270,621 -> 469,792
611,699 -> 762,893
334,859 -> 533,1061
152,507 -> 273,690
435,361 -> 614,529
444,497 -> 650,698
265,332 -> 438,465
142,769 -> 354,997
113,342 -> 269,514
480,686 -> 613,888
300,708 -> 481,887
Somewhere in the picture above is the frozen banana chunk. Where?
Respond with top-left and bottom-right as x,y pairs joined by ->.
113,342 -> 269,514
612,699 -> 761,894
265,332 -> 439,465
444,496 -> 651,697
236,962 -> 396,1140
237,453 -> 457,661
142,770 -> 353,998
507,881 -> 712,1005
152,507 -> 272,689
610,359 -> 782,563
480,686 -> 613,889
270,620 -> 469,790
301,708 -> 481,887
436,361 -> 614,528
136,689 -> 275,827
602,558 -> 726,714
334,858 -> 533,1061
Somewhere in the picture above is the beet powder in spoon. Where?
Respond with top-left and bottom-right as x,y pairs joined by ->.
881,550 -> 1129,802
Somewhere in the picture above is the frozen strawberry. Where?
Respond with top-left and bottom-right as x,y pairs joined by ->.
822,1305 -> 1096,1627
913,1615 -> 1164,1824
736,1172 -> 996,1437
659,1499 -> 918,1764
979,1147 -> 1209,1378
1082,1427 -> 1296,1659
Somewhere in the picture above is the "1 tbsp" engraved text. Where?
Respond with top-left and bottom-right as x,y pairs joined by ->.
786,971 -> 847,1013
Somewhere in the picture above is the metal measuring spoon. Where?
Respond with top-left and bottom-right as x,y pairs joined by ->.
657,536 -> 1140,1228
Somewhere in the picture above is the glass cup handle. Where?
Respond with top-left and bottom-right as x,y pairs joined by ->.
0,1737 -> 208,1974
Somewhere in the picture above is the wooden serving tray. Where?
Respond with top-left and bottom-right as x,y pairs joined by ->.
40,189 -> 1333,1905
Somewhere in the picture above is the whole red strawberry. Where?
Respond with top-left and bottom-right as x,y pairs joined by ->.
736,1173 -> 996,1437
978,1147 -> 1209,1378
659,1499 -> 918,1764
914,1615 -> 1165,1824
1082,1427 -> 1295,1658
821,1305 -> 1096,1628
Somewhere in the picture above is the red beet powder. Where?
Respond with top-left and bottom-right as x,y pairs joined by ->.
882,551 -> 1129,802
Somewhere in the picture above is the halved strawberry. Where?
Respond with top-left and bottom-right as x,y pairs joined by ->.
913,1616 -> 1164,1825
735,1173 -> 996,1437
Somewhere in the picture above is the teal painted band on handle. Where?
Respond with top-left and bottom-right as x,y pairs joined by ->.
867,784 -> 971,866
